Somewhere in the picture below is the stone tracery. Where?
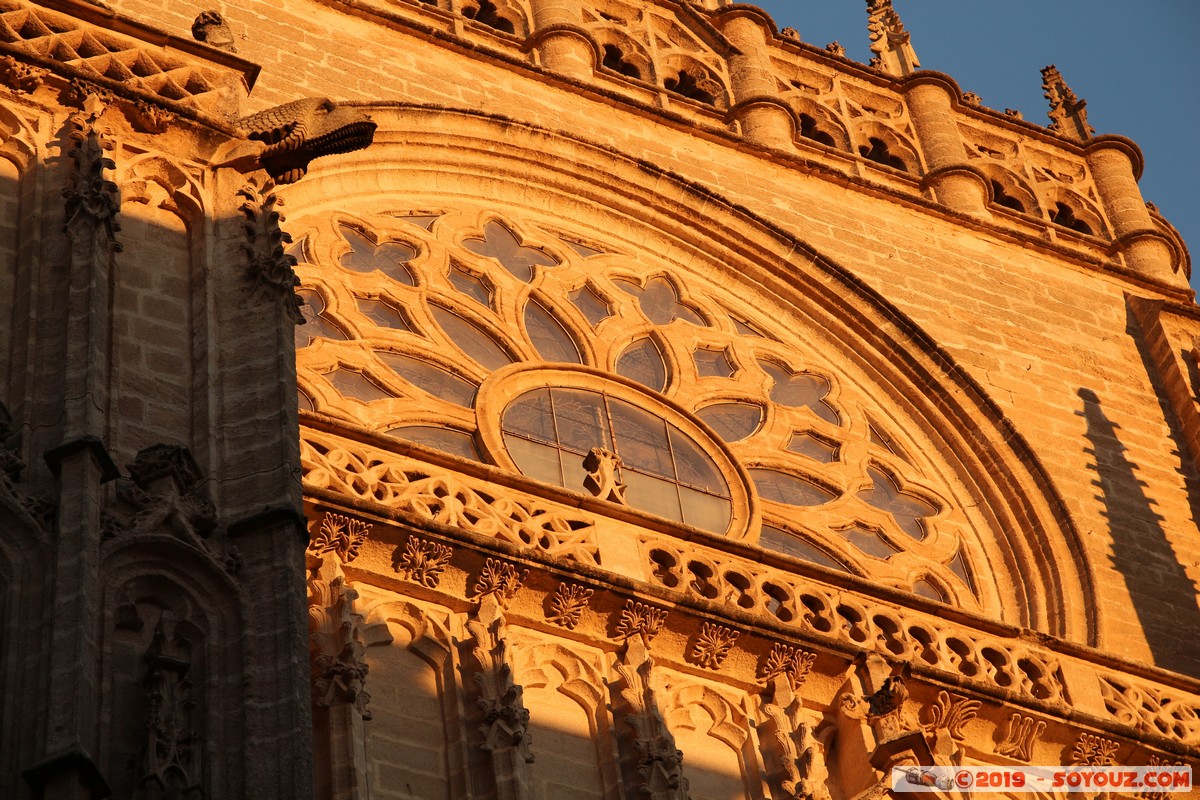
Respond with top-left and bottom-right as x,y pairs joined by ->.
293,206 -> 988,607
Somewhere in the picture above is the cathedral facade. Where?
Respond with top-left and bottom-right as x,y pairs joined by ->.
1,1 -> 1199,798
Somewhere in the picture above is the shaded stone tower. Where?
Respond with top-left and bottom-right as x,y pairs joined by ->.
1,1 -> 1198,798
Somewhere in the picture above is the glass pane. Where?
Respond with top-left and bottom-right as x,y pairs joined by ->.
679,486 -> 731,533
694,347 -> 734,378
858,466 -> 935,541
298,389 -> 315,411
615,338 -> 667,392
912,578 -> 946,603
622,470 -> 683,523
568,285 -> 612,327
949,546 -> 975,592
503,388 -> 556,443
429,305 -> 513,371
387,426 -> 479,461
549,388 -> 610,455
731,316 -> 765,338
524,300 -> 581,363
696,402 -> 761,442
839,525 -> 901,559
787,432 -> 838,463
561,238 -> 602,258
338,224 -> 416,285
637,276 -> 705,326
286,237 -> 308,264
668,427 -> 727,494
376,352 -> 477,407
449,264 -> 493,306
609,397 -> 674,479
462,221 -> 557,282
504,433 -> 564,486
326,368 -> 393,402
868,421 -> 910,461
356,298 -> 412,331
613,278 -> 643,297
761,362 -> 840,424
760,525 -> 851,572
398,214 -> 440,230
751,468 -> 836,506
296,289 -> 348,347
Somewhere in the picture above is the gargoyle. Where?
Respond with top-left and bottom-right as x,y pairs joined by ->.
237,98 -> 376,184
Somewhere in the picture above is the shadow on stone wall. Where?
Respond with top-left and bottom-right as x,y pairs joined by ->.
1077,386 -> 1200,677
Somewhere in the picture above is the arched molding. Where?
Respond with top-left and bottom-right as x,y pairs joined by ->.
659,53 -> 729,109
586,26 -> 652,82
98,535 -> 246,799
0,104 -> 38,172
786,95 -> 850,151
853,120 -> 922,173
661,681 -> 753,769
120,153 -> 205,224
361,595 -> 454,671
973,162 -> 1040,216
0,500 -> 51,798
1042,187 -> 1107,238
276,104 -> 1098,644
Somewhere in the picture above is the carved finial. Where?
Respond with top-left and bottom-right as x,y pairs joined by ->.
192,11 -> 236,52
1041,65 -> 1094,141
825,41 -> 846,57
866,0 -> 919,75
582,447 -> 627,504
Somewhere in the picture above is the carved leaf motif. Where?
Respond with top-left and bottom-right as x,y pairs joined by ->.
472,558 -> 528,607
920,690 -> 981,741
392,536 -> 453,588
616,600 -> 668,641
690,622 -> 739,670
758,643 -> 816,690
995,712 -> 1045,762
546,582 -> 593,630
309,512 -> 371,562
1070,732 -> 1120,766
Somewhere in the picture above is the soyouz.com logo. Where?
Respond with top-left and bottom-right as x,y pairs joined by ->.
890,766 -> 1192,793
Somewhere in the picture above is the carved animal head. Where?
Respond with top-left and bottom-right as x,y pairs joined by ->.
239,98 -> 377,185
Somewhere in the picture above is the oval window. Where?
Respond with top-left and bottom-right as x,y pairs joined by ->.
479,366 -> 751,536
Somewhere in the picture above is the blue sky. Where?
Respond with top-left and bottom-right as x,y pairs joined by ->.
748,1 -> 1200,293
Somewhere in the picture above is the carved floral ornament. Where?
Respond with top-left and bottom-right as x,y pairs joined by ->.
288,205 -> 1004,612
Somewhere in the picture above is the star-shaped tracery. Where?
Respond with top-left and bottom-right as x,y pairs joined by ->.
462,220 -> 558,282
292,208 -> 978,608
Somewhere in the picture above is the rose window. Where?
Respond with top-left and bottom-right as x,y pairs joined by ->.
291,209 -> 982,608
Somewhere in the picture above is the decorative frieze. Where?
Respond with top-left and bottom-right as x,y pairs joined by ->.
302,431 -> 601,565
643,537 -> 1066,706
1099,674 -> 1200,745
